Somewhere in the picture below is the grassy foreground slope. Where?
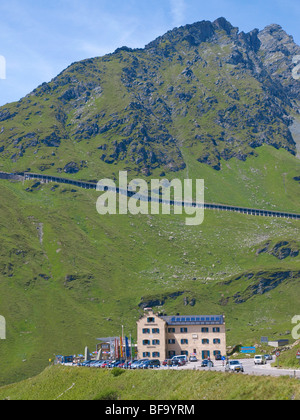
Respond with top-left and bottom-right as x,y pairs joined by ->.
0,365 -> 300,400
0,162 -> 299,386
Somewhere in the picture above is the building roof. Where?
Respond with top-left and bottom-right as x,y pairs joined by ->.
161,315 -> 225,326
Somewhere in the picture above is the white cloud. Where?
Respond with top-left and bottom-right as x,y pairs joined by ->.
170,0 -> 186,27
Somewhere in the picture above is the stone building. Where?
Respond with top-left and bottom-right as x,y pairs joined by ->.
137,309 -> 226,361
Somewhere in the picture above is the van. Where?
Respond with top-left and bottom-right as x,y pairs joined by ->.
172,355 -> 188,362
254,355 -> 267,365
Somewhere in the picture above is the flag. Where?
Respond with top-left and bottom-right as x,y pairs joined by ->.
120,336 -> 123,358
115,338 -> 119,359
131,337 -> 135,360
125,336 -> 130,359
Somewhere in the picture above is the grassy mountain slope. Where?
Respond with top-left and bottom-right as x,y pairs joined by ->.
1,365 -> 300,400
0,177 -> 299,385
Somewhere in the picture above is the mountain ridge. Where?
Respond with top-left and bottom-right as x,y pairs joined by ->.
0,17 -> 299,177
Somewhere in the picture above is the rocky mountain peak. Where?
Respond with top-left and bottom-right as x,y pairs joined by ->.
259,23 -> 299,53
0,17 -> 299,176
212,17 -> 237,35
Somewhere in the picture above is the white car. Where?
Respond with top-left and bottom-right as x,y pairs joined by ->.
225,360 -> 244,373
254,355 -> 267,365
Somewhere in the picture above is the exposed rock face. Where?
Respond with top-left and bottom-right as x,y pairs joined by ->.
258,24 -> 300,101
220,270 -> 300,305
139,291 -> 185,309
0,17 -> 299,174
256,241 -> 299,260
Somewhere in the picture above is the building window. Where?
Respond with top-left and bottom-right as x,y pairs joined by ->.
201,328 -> 209,333
152,352 -> 160,358
152,328 -> 160,334
142,328 -> 150,334
168,351 -> 176,357
168,339 -> 175,344
147,317 -> 155,323
202,350 -> 210,359
202,339 -> 209,344
168,328 -> 175,333
180,327 -> 188,333
213,327 -> 220,333
143,340 -> 150,345
181,339 -> 188,345
143,352 -> 150,357
181,351 -> 188,356
213,339 -> 221,344
152,339 -> 160,345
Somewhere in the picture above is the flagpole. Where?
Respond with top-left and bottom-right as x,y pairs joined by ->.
122,325 -> 124,359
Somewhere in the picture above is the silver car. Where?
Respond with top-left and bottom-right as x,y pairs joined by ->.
225,360 -> 244,373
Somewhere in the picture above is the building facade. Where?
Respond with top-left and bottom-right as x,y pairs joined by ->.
137,310 -> 226,361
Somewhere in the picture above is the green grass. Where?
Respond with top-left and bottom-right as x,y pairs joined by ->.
0,177 -> 299,386
0,365 -> 300,400
274,347 -> 300,369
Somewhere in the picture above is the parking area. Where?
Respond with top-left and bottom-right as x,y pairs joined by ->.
67,357 -> 300,378
177,358 -> 300,378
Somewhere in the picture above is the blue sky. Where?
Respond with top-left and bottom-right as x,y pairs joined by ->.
0,0 -> 299,106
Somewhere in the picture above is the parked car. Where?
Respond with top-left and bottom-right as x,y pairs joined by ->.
215,354 -> 222,361
90,360 -> 103,367
130,360 -> 140,369
162,359 -> 172,366
96,360 -> 107,368
201,359 -> 214,368
110,360 -> 125,368
80,360 -> 94,367
138,360 -> 149,369
138,360 -> 156,369
225,360 -> 244,373
143,359 -> 161,369
130,359 -> 149,369
171,359 -> 186,367
101,361 -> 110,368
265,354 -> 273,361
89,360 -> 101,367
121,361 -> 132,369
189,355 -> 198,362
254,355 -> 267,365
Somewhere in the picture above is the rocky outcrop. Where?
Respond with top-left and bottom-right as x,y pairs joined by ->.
219,270 -> 300,305
256,240 -> 299,259
139,291 -> 185,309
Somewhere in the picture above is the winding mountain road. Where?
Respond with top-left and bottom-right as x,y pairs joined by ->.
1,171 -> 300,220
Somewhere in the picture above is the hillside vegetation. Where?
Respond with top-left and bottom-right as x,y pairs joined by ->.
0,175 -> 299,386
0,365 -> 299,400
